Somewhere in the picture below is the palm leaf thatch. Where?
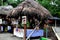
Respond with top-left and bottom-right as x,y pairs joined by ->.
0,6 -> 13,15
9,0 -> 52,20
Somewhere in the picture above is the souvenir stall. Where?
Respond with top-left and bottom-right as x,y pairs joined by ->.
0,15 -> 12,33
9,0 -> 52,40
0,0 -> 52,40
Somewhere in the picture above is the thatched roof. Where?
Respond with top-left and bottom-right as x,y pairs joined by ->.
0,6 -> 13,16
9,0 -> 52,19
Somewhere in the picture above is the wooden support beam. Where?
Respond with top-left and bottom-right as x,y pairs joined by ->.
24,24 -> 26,40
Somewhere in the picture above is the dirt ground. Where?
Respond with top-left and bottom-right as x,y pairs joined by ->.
0,33 -> 23,40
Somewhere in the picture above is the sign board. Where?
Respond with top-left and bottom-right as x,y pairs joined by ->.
0,19 -> 2,24
14,28 -> 24,37
22,16 -> 27,24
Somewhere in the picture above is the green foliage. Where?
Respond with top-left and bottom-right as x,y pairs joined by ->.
0,0 -> 3,6
7,0 -> 18,4
37,0 -> 60,18
3,2 -> 8,6
0,0 -> 24,7
7,0 -> 24,7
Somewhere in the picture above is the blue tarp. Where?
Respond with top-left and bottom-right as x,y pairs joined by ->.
26,29 -> 44,37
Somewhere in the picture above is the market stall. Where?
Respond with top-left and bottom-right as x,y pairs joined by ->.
0,0 -> 53,40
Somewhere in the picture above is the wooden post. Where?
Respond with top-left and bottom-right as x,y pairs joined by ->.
24,24 -> 26,40
22,16 -> 27,40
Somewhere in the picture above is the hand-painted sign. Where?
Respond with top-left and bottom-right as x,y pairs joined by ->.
22,16 -> 27,24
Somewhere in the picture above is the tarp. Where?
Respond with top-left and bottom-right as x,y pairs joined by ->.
14,28 -> 44,37
26,29 -> 44,37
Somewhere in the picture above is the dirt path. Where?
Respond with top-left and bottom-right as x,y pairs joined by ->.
0,33 -> 23,40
